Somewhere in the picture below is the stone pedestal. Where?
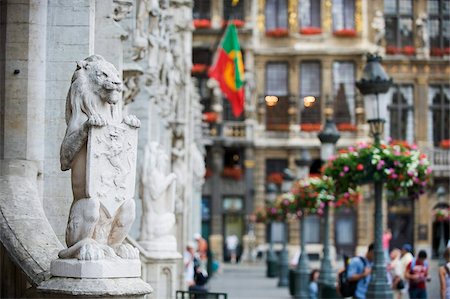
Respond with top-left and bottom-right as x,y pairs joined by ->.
50,259 -> 141,278
37,277 -> 152,299
140,251 -> 182,299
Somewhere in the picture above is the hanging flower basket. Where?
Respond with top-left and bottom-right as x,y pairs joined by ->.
333,189 -> 363,208
440,139 -> 450,149
323,141 -> 432,199
433,207 -> 450,222
254,201 -> 286,223
265,28 -> 289,38
299,27 -> 322,35
191,64 -> 209,74
222,19 -> 245,28
193,19 -> 212,29
333,29 -> 357,37
337,123 -> 357,132
222,166 -> 243,180
300,123 -> 322,132
290,177 -> 329,216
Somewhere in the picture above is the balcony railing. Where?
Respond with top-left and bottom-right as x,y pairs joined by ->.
425,147 -> 450,173
203,121 -> 253,143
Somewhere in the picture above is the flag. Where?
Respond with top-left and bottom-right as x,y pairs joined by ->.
208,24 -> 245,117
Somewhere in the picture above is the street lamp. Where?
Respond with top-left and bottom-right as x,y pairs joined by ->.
277,169 -> 295,287
356,53 -> 393,299
266,183 -> 279,278
294,151 -> 312,299
317,118 -> 340,298
436,186 -> 447,264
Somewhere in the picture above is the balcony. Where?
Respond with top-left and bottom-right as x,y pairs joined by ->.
425,147 -> 450,176
203,121 -> 253,145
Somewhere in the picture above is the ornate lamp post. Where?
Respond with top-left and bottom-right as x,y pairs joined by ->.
294,151 -> 312,299
436,186 -> 447,264
277,169 -> 295,287
266,183 -> 279,278
317,118 -> 340,298
356,53 -> 393,299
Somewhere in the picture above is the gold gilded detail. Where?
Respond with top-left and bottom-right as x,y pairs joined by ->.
258,0 -> 266,33
324,0 -> 332,32
355,0 -> 362,33
288,0 -> 298,32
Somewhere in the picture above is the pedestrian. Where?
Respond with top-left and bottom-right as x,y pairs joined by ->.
194,233 -> 208,261
388,248 -> 405,299
383,228 -> 392,262
439,247 -> 450,299
184,242 -> 196,288
347,243 -> 374,299
226,234 -> 239,264
309,269 -> 319,299
398,243 -> 414,298
405,250 -> 430,299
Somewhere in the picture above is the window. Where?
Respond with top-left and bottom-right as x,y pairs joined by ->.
298,0 -> 321,30
266,63 -> 289,131
266,159 -> 288,186
386,85 -> 414,142
332,62 -> 355,127
429,85 -> 450,147
299,62 -> 321,126
193,0 -> 211,19
332,0 -> 355,31
265,0 -> 288,31
428,0 -> 450,56
224,0 -> 245,21
384,0 -> 414,53
305,215 -> 321,244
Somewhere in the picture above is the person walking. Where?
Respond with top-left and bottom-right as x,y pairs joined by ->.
347,243 -> 374,299
184,242 -> 196,288
383,229 -> 392,262
309,269 -> 319,299
439,247 -> 450,299
388,248 -> 405,299
226,234 -> 239,264
405,250 -> 429,299
398,243 -> 414,298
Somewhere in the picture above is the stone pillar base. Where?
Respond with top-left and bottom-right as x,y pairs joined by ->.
50,258 -> 141,278
36,277 -> 152,298
140,251 -> 182,299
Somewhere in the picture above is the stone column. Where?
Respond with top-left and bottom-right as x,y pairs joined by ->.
210,146 -> 224,260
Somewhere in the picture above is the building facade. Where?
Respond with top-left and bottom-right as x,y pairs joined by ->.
194,0 -> 450,261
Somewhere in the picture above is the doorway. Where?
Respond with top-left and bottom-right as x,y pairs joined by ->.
334,208 -> 357,258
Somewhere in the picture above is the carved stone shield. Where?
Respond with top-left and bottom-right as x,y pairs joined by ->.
86,124 -> 138,218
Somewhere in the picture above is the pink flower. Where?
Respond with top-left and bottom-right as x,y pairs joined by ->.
339,172 -> 345,177
411,144 -> 418,150
377,160 -> 385,170
391,173 -> 398,179
348,146 -> 355,152
344,192 -> 350,198
426,167 -> 432,175
344,166 -> 350,172
394,161 -> 400,166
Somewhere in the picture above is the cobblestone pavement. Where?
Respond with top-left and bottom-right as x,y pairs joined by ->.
207,259 -> 441,299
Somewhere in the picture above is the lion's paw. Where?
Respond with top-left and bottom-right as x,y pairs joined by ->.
78,242 -> 105,260
112,243 -> 140,259
88,114 -> 107,127
123,114 -> 141,128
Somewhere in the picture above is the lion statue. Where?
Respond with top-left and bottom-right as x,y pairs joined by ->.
59,55 -> 140,260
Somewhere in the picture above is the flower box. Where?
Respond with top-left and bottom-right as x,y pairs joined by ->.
299,27 -> 322,35
222,167 -> 243,180
337,123 -> 357,132
431,47 -> 450,56
222,19 -> 245,28
267,172 -> 283,185
333,28 -> 357,37
402,46 -> 416,56
266,123 -> 290,131
440,139 -> 450,149
191,63 -> 209,74
300,123 -> 321,132
386,45 -> 401,55
193,19 -> 211,29
202,112 -> 218,123
433,208 -> 450,222
265,28 -> 289,38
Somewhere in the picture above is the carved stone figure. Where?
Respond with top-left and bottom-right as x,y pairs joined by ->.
59,55 -> 140,261
134,0 -> 160,61
190,143 -> 206,191
416,13 -> 430,58
113,0 -> 133,22
371,10 -> 385,46
140,142 -> 177,252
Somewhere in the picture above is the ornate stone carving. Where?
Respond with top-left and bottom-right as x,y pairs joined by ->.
113,0 -> 133,22
371,10 -> 385,47
171,125 -> 187,213
190,143 -> 206,191
416,13 -> 430,58
58,55 -> 140,263
123,63 -> 144,106
140,142 -> 177,252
